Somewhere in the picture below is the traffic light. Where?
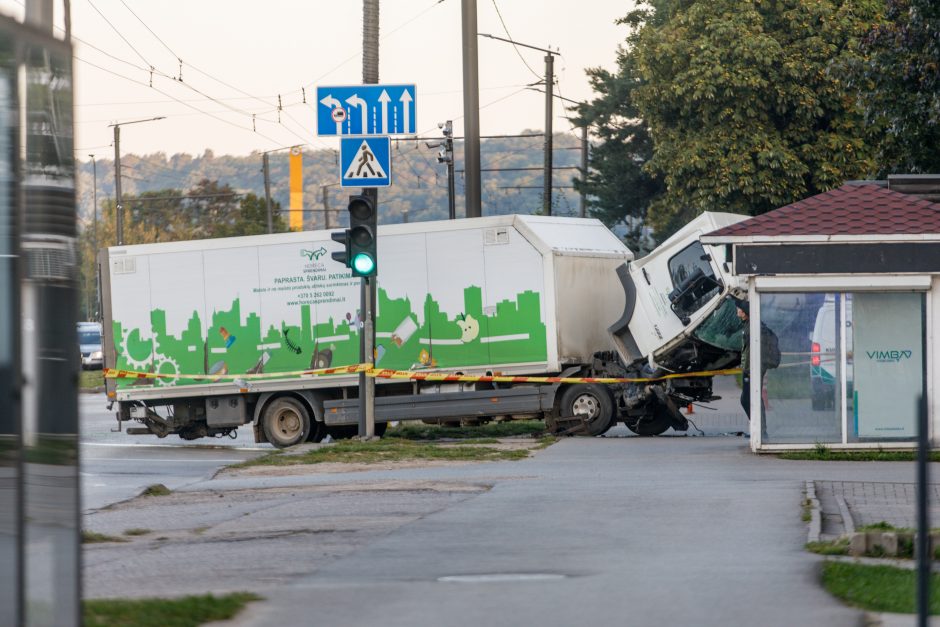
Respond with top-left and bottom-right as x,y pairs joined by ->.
347,194 -> 377,277
330,229 -> 351,267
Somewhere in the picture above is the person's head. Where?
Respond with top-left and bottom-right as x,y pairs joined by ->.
730,296 -> 749,321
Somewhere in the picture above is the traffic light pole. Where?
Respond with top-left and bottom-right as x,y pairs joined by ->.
359,187 -> 377,440
362,0 -> 379,439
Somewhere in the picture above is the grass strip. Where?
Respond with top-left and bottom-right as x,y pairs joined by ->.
142,483 -> 171,497
780,449 -> 940,462
83,592 -> 261,627
82,531 -> 128,544
821,561 -> 940,614
80,370 -> 104,389
385,420 -> 546,440
235,438 -> 530,468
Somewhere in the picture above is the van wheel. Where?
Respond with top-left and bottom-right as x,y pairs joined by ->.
559,384 -> 615,437
262,397 -> 310,448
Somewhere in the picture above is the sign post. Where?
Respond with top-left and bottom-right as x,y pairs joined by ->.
319,81 -> 416,439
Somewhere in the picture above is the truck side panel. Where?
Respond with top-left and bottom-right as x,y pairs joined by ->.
107,224 -> 553,400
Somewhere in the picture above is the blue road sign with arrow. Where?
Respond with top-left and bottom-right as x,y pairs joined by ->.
317,84 -> 416,136
340,136 -> 391,188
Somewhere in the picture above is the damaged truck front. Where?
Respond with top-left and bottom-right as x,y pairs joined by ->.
600,212 -> 749,436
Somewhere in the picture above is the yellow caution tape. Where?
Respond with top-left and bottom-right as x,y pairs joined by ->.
103,362 -> 372,382
367,367 -> 742,384
105,364 -> 742,385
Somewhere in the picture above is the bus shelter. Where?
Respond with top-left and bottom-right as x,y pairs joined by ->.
701,177 -> 940,452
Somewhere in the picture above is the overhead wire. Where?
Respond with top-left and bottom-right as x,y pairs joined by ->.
490,0 -> 543,81
85,0 -> 153,69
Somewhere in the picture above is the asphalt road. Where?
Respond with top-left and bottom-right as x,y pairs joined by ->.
220,438 -> 917,627
80,393 -> 268,511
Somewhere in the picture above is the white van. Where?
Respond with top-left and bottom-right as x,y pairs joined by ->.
78,321 -> 103,369
809,295 -> 852,410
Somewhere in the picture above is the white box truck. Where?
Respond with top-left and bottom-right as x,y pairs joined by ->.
100,212 -> 749,446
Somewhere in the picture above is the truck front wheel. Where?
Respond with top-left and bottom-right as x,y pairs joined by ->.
262,397 -> 310,448
557,384 -> 615,437
624,406 -> 672,436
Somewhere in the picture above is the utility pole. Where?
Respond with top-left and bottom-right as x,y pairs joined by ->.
580,124 -> 588,218
89,154 -> 98,260
461,0 -> 481,217
109,116 -> 165,246
428,121 -> 456,219
262,153 -> 273,233
543,52 -> 554,215
321,185 -> 332,230
481,34 -> 559,215
89,154 -> 98,319
361,0 -> 378,439
113,125 -> 122,245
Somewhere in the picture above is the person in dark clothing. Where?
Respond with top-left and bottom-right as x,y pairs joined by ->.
732,296 -> 778,438
734,298 -> 757,419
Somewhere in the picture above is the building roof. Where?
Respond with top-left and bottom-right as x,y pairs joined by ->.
703,183 -> 940,241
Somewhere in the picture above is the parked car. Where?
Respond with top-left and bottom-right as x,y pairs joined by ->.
78,321 -> 103,369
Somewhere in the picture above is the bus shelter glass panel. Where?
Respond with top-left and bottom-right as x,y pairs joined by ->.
847,292 -> 923,441
760,293 -> 842,444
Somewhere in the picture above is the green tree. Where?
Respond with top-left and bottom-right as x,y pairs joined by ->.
215,193 -> 287,238
856,0 -> 940,174
574,6 -> 667,251
631,0 -> 881,238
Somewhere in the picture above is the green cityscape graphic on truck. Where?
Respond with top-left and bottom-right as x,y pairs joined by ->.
111,286 -> 547,387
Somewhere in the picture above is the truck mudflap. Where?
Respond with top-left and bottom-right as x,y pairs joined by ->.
607,263 -> 643,365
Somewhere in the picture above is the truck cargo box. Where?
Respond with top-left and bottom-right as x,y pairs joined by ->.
101,215 -> 633,402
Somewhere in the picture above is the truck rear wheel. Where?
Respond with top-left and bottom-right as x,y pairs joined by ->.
262,397 -> 310,448
558,384 -> 615,437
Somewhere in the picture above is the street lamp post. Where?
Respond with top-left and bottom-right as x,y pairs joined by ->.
480,33 -> 560,215
108,116 -> 165,245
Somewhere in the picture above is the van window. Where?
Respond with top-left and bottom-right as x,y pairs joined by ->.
667,242 -> 721,320
78,329 -> 100,344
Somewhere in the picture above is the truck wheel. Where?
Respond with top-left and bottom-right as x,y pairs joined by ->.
625,408 -> 672,436
559,384 -> 615,437
262,397 -> 310,448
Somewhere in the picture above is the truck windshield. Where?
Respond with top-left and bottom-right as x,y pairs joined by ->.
692,298 -> 744,351
78,330 -> 100,344
667,242 -> 721,320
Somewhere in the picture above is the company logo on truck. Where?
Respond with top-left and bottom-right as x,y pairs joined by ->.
301,247 -> 327,261
866,349 -> 913,363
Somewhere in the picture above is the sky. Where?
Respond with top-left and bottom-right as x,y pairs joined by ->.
0,0 -> 633,158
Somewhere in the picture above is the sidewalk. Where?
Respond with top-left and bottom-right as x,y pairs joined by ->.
815,480 -> 940,537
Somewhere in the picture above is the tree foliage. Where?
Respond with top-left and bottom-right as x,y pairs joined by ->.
631,0 -> 882,238
77,180 -> 285,319
856,0 -> 940,174
574,43 -> 662,251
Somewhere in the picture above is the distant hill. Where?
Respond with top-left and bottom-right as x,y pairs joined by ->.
77,131 -> 586,229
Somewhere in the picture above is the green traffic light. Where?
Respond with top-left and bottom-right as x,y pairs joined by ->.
352,253 -> 375,276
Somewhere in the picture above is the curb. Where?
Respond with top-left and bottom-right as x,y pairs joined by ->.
805,480 -> 822,543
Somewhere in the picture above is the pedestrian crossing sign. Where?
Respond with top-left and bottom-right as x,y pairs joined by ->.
339,137 -> 392,188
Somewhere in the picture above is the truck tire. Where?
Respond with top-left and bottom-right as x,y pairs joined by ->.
558,384 -> 615,437
262,397 -> 310,448
624,407 -> 672,436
